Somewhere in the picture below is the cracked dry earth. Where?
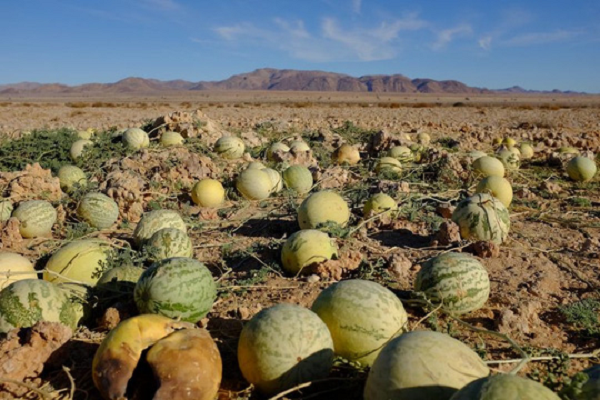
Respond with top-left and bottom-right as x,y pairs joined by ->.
0,94 -> 599,399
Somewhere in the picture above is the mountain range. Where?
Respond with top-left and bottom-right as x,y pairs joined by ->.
0,68 -> 585,95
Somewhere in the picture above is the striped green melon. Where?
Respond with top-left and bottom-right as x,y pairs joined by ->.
475,176 -> 513,208
12,200 -> 57,238
415,252 -> 490,315
281,229 -> 338,275
375,157 -> 402,174
387,146 -> 414,162
236,169 -> 273,200
573,365 -> 600,400
266,142 -> 290,160
57,165 -> 87,193
214,136 -> 245,159
44,239 -> 112,286
132,209 -> 187,247
311,279 -> 408,366
238,303 -> 334,396
160,131 -> 185,147
450,374 -> 560,400
134,257 -> 216,323
567,156 -> 597,182
122,128 -> 150,150
364,331 -> 489,400
263,168 -> 283,193
282,165 -> 313,194
70,139 -> 93,160
0,253 -> 37,289
97,265 -> 144,285
77,192 -> 119,229
0,279 -> 81,333
0,200 -> 13,222
297,191 -> 350,230
496,149 -> 520,171
452,193 -> 510,245
145,227 -> 193,261
363,193 -> 398,217
191,179 -> 225,207
472,156 -> 505,178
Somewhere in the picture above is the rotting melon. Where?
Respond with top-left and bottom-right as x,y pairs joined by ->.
236,169 -> 273,200
363,193 -> 398,218
297,191 -> 350,230
0,200 -> 13,222
145,227 -> 193,261
214,136 -> 245,159
57,165 -> 87,193
122,128 -> 150,150
134,257 -> 217,323
266,142 -> 290,160
12,200 -> 57,238
191,179 -> 225,207
160,131 -> 185,147
44,239 -> 111,286
475,176 -> 513,208
281,229 -> 338,275
332,144 -> 360,165
311,279 -> 408,366
472,156 -> 505,178
282,165 -> 313,194
375,157 -> 402,174
0,279 -> 81,333
289,140 -> 311,153
0,253 -> 37,289
417,132 -> 431,145
70,139 -> 93,160
77,192 -> 119,229
133,209 -> 187,248
450,374 -> 560,400
567,156 -> 597,182
238,303 -> 334,396
452,193 -> 510,245
364,331 -> 489,400
415,252 -> 490,315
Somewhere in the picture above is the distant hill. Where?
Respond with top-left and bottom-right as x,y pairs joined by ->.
0,68 -> 587,95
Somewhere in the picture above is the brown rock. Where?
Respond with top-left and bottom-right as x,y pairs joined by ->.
435,221 -> 461,246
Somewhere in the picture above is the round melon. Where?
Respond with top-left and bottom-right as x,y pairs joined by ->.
77,129 -> 94,140
133,209 -> 187,248
266,142 -> 290,160
475,176 -> 513,208
417,132 -> 431,145
12,200 -> 57,238
289,140 -> 311,153
246,161 -> 266,170
452,193 -> 510,245
77,192 -> 119,229
70,139 -> 93,160
44,239 -> 111,286
375,157 -> 402,174
160,131 -> 185,147
450,374 -> 560,400
0,200 -> 13,222
57,165 -> 87,193
238,303 -> 334,396
567,156 -> 597,182
332,144 -> 360,165
0,279 -> 81,333
472,156 -> 505,178
236,169 -> 273,200
97,265 -> 144,285
297,191 -> 350,230
574,365 -> 600,400
122,128 -> 150,150
502,137 -> 517,148
263,168 -> 283,193
134,257 -> 216,323
191,179 -> 225,207
145,227 -> 193,261
214,136 -> 245,159
0,253 -> 37,289
280,229 -> 338,275
415,252 -> 490,315
519,143 -> 534,159
363,193 -> 398,217
282,165 -> 313,194
497,149 -> 520,171
387,146 -> 414,162
311,279 -> 408,366
364,331 -> 489,400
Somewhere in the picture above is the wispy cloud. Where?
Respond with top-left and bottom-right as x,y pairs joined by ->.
502,29 -> 582,47
478,36 -> 492,50
431,24 -> 472,50
351,0 -> 362,14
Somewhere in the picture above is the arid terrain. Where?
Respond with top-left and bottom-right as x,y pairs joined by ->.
0,91 -> 599,399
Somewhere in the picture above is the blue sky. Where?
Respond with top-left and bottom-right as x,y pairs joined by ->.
1,0 -> 599,92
